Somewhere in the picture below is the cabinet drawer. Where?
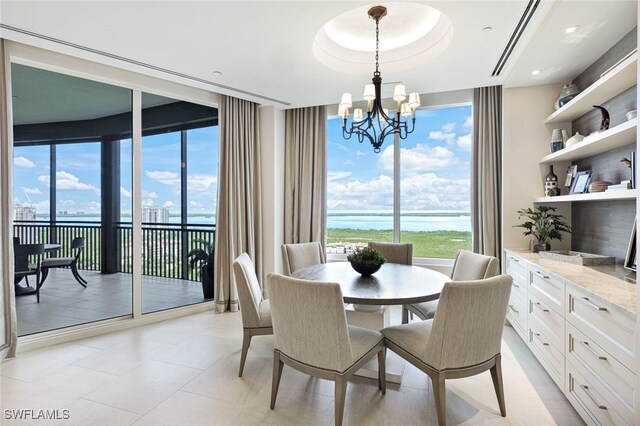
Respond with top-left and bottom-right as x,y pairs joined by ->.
528,265 -> 564,315
507,293 -> 527,340
567,323 -> 636,414
529,292 -> 564,350
529,322 -> 564,389
505,252 -> 527,283
567,358 -> 634,426
567,286 -> 635,371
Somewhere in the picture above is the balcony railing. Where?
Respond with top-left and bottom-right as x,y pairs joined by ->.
13,220 -> 215,282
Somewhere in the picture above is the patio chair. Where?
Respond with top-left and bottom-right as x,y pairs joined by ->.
14,243 -> 45,301
40,237 -> 87,288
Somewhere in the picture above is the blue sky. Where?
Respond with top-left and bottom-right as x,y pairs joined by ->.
328,104 -> 472,212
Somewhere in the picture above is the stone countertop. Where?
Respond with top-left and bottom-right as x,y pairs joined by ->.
506,248 -> 637,317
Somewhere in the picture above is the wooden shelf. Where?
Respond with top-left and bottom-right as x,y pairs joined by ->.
540,118 -> 637,164
535,189 -> 637,203
544,52 -> 637,124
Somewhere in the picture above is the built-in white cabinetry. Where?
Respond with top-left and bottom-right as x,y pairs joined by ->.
504,249 -> 637,425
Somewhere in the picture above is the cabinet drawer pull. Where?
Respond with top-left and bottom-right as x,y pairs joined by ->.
581,297 -> 608,312
580,341 -> 607,361
508,305 -> 519,314
510,256 -> 520,263
513,283 -> 520,288
534,302 -> 549,313
580,385 -> 607,410
534,332 -> 549,346
535,270 -> 550,279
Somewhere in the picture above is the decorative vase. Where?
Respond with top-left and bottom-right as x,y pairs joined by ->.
550,129 -> 564,153
350,261 -> 382,276
555,84 -> 580,109
544,165 -> 560,197
533,241 -> 551,253
565,132 -> 584,147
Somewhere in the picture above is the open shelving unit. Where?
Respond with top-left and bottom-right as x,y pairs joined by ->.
535,189 -> 636,203
544,51 -> 637,124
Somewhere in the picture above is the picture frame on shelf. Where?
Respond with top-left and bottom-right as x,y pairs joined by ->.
565,165 -> 577,187
569,170 -> 592,194
625,218 -> 637,272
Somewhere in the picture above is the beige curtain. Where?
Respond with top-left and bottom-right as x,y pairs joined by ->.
214,95 -> 262,313
284,106 -> 327,247
472,86 -> 502,259
0,39 -> 17,359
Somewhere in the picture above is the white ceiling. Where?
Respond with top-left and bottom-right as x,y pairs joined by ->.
0,1 -> 637,109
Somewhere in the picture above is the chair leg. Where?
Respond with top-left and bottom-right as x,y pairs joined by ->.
39,268 -> 50,288
71,263 -> 87,287
239,329 -> 252,377
490,355 -> 507,417
432,372 -> 446,426
36,270 -> 41,303
270,351 -> 284,409
334,376 -> 347,426
25,275 -> 31,288
377,347 -> 386,395
402,306 -> 409,324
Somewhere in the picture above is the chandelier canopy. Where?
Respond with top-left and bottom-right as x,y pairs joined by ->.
338,5 -> 421,153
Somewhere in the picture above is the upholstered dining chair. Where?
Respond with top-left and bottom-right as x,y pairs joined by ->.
233,253 -> 273,377
405,250 -> 500,322
40,237 -> 87,288
267,273 -> 386,426
382,275 -> 512,426
368,242 -> 413,322
281,241 -> 325,275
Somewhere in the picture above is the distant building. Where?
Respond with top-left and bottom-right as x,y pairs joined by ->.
14,205 -> 36,221
143,206 -> 169,224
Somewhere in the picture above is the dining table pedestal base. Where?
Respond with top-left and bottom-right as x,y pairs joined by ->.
345,304 -> 405,384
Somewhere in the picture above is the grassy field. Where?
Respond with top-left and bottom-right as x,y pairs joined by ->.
327,228 -> 472,259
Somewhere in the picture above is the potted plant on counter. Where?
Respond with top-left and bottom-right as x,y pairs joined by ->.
347,247 -> 386,276
187,239 -> 215,299
515,205 -> 572,252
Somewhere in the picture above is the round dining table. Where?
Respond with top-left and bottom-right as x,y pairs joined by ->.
291,261 -> 450,306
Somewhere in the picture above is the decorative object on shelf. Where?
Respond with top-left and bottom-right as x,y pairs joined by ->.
569,170 -> 592,194
514,205 -> 572,253
564,164 -> 578,187
593,105 -> 610,131
588,180 -> 612,193
187,239 -> 215,299
347,246 -> 386,276
544,165 -> 561,196
605,181 -> 631,192
538,250 -> 615,266
565,132 -> 584,147
561,129 -> 569,143
626,110 -> 637,121
554,84 -> 580,110
550,129 -> 564,153
338,5 -> 420,153
624,217 -> 637,272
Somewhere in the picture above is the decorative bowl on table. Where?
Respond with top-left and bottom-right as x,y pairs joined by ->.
347,247 -> 386,276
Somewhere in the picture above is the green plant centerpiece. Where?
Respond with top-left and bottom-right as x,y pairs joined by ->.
187,239 -> 215,299
347,247 -> 386,276
514,205 -> 571,252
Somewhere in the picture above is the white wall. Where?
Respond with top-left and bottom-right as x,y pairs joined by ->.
502,84 -> 572,252
258,106 -> 285,288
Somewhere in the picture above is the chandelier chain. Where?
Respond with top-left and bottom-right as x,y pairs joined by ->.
375,17 -> 380,76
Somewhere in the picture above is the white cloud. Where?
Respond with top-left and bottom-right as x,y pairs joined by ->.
328,171 -> 352,181
142,191 -> 158,200
145,170 -> 180,186
442,122 -> 456,132
428,130 -> 456,145
342,159 -> 354,166
120,186 -> 132,198
189,201 -> 206,211
457,134 -> 471,150
14,156 -> 35,169
59,199 -> 76,208
328,174 -> 394,210
21,187 -> 42,195
378,144 -> 456,174
355,150 -> 366,157
187,175 -> 217,192
38,171 -> 99,193
163,201 -> 176,209
33,200 -> 50,211
142,199 -> 155,207
87,201 -> 101,210
464,116 -> 473,128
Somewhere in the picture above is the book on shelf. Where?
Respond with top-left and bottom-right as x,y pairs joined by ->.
605,182 -> 632,191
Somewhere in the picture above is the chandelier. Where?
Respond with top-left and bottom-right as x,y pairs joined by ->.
338,5 -> 421,153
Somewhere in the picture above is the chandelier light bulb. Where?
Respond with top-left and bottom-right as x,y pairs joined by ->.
363,84 -> 376,100
353,108 -> 364,122
393,84 -> 406,102
340,93 -> 353,108
400,103 -> 411,117
338,104 -> 347,119
408,92 -> 421,109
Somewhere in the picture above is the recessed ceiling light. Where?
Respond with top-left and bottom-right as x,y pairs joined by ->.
565,26 -> 579,34
212,71 -> 222,76
531,69 -> 540,75
482,26 -> 493,32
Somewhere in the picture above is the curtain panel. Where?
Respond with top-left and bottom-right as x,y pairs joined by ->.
283,106 -> 327,247
214,95 -> 263,313
1,39 -> 18,358
472,86 -> 502,260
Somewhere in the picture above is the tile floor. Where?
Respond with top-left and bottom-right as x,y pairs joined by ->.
1,307 -> 584,425
15,270 -> 206,336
